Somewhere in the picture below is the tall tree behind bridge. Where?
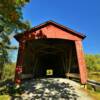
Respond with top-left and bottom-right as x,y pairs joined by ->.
0,0 -> 30,79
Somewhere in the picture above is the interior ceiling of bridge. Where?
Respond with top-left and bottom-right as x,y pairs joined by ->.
23,39 -> 79,78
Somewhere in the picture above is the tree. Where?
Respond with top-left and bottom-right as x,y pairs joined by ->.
85,54 -> 100,72
0,0 -> 30,79
0,0 -> 30,36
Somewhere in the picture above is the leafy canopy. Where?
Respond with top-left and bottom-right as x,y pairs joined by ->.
0,0 -> 30,34
85,54 -> 100,71
0,0 -> 30,79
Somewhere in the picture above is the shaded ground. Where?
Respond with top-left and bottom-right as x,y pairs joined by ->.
13,78 -> 94,100
0,78 -> 94,100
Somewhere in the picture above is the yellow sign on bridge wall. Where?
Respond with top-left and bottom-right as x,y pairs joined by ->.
46,69 -> 53,75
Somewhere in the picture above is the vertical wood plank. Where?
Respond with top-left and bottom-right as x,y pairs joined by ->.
75,40 -> 87,84
67,48 -> 72,78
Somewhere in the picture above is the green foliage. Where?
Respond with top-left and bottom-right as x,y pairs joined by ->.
0,79 -> 24,96
88,72 -> 100,82
0,0 -> 30,78
0,95 -> 10,100
85,54 -> 100,72
2,63 -> 16,80
87,90 -> 100,100
0,0 -> 30,34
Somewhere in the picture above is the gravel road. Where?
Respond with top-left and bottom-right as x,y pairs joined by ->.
13,78 -> 94,100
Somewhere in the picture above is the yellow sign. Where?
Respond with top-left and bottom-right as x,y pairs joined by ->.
46,69 -> 53,75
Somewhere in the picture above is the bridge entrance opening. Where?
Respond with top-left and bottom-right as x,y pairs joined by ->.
23,39 -> 79,78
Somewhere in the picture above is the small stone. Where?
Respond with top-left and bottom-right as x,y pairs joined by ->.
44,88 -> 50,93
49,98 -> 52,100
21,94 -> 29,100
32,94 -> 37,96
24,91 -> 29,94
51,91 -> 55,95
43,93 -> 49,97
51,90 -> 58,95
29,93 -> 34,98
35,83 -> 43,89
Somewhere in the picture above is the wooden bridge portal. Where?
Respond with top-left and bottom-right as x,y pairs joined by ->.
14,21 -> 87,84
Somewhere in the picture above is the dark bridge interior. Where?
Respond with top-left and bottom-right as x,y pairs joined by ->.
34,53 -> 66,78
23,39 -> 79,78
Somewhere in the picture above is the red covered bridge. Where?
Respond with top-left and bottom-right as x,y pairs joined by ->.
14,21 -> 87,84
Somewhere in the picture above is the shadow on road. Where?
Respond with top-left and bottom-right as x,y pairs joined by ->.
0,78 -> 79,100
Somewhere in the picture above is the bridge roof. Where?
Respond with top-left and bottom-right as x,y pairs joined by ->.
14,20 -> 86,41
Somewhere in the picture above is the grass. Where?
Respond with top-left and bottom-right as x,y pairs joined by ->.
0,95 -> 10,100
2,63 -> 16,81
87,72 -> 100,100
87,90 -> 100,100
79,71 -> 100,100
88,72 -> 100,82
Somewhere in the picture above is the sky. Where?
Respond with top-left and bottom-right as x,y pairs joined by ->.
12,0 -> 100,61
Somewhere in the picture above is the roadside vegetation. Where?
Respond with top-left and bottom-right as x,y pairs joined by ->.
85,54 -> 100,82
0,0 -> 30,99
85,54 -> 100,100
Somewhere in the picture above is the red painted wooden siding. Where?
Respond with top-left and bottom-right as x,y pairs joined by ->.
75,40 -> 87,84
